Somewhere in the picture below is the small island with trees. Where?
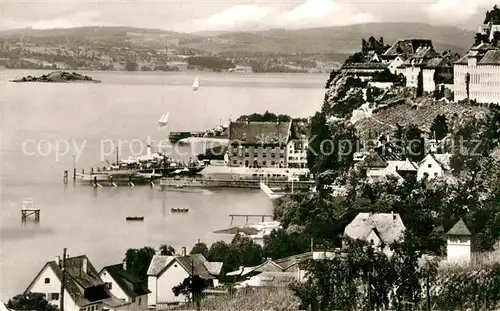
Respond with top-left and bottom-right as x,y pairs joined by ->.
10,71 -> 101,83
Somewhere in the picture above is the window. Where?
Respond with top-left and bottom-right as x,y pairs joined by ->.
106,282 -> 112,289
138,298 -> 142,305
232,160 -> 237,164
132,297 -> 136,303
44,278 -> 50,284
428,164 -> 432,168
263,161 -> 266,166
50,293 -> 59,301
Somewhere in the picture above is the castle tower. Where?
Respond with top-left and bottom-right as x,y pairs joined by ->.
446,218 -> 472,264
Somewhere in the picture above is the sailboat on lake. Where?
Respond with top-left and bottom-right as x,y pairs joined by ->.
158,112 -> 169,128
192,76 -> 199,92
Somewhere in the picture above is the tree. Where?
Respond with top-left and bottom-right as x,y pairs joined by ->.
344,52 -> 365,64
430,114 -> 449,141
493,31 -> 500,47
416,69 -> 424,97
124,246 -> 156,281
7,293 -> 59,311
307,112 -> 331,177
124,60 -> 138,71
404,124 -> 425,162
159,244 -> 176,256
190,242 -> 209,258
465,72 -> 471,99
263,228 -> 311,260
172,274 -> 208,310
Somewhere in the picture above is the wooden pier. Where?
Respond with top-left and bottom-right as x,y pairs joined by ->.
229,214 -> 273,224
21,199 -> 40,223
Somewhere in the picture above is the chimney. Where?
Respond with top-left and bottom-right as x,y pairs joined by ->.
55,256 -> 60,267
266,257 -> 272,262
123,260 -> 127,271
82,257 -> 88,274
391,211 -> 396,220
182,247 -> 186,256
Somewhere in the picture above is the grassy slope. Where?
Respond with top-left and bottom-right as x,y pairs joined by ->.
354,100 -> 491,139
175,287 -> 300,311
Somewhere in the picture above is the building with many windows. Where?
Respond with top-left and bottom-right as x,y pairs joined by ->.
454,43 -> 500,104
227,121 -> 292,168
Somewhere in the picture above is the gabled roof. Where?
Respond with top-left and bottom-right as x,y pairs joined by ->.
447,219 -> 472,236
227,259 -> 283,277
478,50 -> 500,65
147,255 -> 176,276
360,152 -> 388,168
387,160 -> 418,172
1,301 -> 11,311
25,256 -> 119,307
100,264 -> 150,298
274,252 -> 314,270
344,212 -> 406,245
418,153 -> 451,171
229,121 -> 292,145
147,254 -> 223,280
341,62 -> 388,69
383,39 -> 433,57
454,44 -> 498,65
243,271 -> 298,287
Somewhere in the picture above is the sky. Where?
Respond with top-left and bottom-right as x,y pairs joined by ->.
1,0 -> 498,33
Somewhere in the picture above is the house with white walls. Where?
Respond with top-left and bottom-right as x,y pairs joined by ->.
344,212 -> 406,256
24,255 -> 130,311
287,136 -> 308,169
454,42 -> 500,104
99,262 -> 150,311
416,153 -> 452,181
422,57 -> 454,93
388,55 -> 406,74
146,253 -> 222,307
382,39 -> 434,63
446,219 -> 472,264
396,46 -> 439,88
1,301 -> 11,311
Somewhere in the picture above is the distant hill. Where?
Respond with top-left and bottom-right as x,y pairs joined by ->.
2,23 -> 475,56
1,26 -> 199,40
182,23 -> 475,55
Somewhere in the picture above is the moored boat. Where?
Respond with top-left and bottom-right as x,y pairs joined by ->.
126,216 -> 144,221
171,208 -> 189,213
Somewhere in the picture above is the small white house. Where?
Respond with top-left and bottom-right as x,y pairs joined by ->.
388,55 -> 406,74
24,255 -> 130,311
146,254 -> 222,307
446,219 -> 472,264
344,212 -> 406,256
286,137 -> 308,169
417,153 -> 452,181
99,262 -> 150,311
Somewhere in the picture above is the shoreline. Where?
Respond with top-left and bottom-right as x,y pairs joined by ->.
0,67 -> 331,74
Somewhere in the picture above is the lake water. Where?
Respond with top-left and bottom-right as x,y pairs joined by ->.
0,69 -> 327,300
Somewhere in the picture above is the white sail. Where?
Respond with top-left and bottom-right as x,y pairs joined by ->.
158,112 -> 169,127
192,76 -> 199,91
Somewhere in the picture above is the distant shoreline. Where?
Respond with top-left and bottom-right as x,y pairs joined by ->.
1,68 -> 329,75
